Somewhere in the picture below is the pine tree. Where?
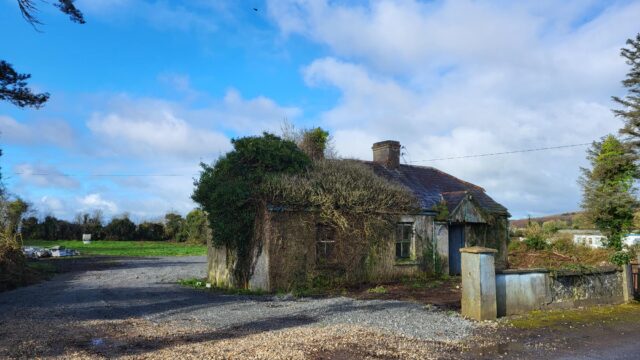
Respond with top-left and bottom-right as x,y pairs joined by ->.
579,135 -> 638,250
1,1 -> 84,108
615,34 -> 640,147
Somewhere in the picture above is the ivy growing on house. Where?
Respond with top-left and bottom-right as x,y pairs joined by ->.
432,201 -> 449,222
193,130 -> 420,287
192,133 -> 311,285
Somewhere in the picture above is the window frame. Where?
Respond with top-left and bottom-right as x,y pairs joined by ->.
395,222 -> 414,260
316,223 -> 337,265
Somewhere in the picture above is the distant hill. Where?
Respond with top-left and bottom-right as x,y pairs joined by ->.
510,212 -> 581,228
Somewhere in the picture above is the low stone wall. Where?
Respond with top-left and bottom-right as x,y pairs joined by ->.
495,267 -> 624,317
548,267 -> 623,309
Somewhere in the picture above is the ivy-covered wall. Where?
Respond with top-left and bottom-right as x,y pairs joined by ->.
463,217 -> 509,270
232,209 -> 440,291
207,207 -> 510,291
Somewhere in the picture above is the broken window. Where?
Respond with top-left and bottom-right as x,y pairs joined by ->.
396,223 -> 413,259
316,224 -> 337,264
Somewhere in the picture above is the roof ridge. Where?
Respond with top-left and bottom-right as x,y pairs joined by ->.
441,190 -> 468,195
398,164 -> 485,192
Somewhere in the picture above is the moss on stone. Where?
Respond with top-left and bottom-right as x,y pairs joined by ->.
508,302 -> 640,329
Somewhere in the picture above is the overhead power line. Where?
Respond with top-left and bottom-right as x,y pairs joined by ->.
408,142 -> 591,163
11,142 -> 593,178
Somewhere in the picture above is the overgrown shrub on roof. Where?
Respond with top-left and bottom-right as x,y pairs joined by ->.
263,159 -> 419,229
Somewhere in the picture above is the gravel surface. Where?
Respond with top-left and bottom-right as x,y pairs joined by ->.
0,256 -> 475,342
0,256 -> 478,358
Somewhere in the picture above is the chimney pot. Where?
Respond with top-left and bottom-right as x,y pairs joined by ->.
372,140 -> 401,169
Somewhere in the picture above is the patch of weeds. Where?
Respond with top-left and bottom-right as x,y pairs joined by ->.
401,274 -> 451,290
227,288 -> 268,296
178,278 -> 207,288
178,278 -> 267,296
367,285 -> 387,294
290,273 -> 347,298
290,286 -> 327,298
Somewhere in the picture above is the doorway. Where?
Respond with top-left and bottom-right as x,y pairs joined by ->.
448,224 -> 465,275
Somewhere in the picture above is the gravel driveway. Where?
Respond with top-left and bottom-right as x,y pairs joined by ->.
0,256 -> 477,358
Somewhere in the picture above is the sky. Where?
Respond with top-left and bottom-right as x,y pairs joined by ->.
0,0 -> 639,221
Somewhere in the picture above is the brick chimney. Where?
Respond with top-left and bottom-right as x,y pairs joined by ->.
372,140 -> 401,169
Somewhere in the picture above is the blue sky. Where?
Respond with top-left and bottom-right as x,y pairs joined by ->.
1,0 -> 639,221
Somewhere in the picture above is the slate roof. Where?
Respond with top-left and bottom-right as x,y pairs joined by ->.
361,161 -> 509,216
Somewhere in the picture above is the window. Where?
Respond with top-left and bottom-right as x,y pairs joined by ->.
396,223 -> 413,259
316,224 -> 337,264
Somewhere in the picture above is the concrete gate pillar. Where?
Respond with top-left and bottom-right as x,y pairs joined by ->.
460,247 -> 497,321
622,263 -> 634,303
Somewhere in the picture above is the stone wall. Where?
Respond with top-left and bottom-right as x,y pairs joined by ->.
495,267 -> 625,317
548,268 -> 624,309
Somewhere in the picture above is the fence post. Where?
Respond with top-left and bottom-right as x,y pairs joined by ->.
622,263 -> 633,303
460,247 -> 498,321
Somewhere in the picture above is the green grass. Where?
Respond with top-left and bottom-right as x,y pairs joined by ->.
23,240 -> 207,257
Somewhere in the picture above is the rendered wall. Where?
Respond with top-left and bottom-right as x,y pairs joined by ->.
496,270 -> 549,316
434,222 -> 449,275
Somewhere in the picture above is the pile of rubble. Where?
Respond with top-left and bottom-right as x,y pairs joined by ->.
22,246 -> 80,259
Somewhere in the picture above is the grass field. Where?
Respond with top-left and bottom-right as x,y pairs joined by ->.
23,240 -> 207,257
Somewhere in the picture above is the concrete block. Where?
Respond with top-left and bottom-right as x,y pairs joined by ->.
496,271 -> 548,316
460,247 -> 497,321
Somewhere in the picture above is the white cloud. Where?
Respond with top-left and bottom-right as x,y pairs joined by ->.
86,89 -> 300,160
14,164 -> 80,189
37,196 -> 67,218
78,193 -> 118,215
269,0 -> 640,217
87,98 -> 231,159
213,89 -> 302,133
0,116 -> 75,147
0,116 -> 29,141
158,73 -> 200,99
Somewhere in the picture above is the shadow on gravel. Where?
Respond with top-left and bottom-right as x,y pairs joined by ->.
37,256 -> 126,273
0,283 -> 242,320
66,315 -> 317,358
38,256 -> 205,273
